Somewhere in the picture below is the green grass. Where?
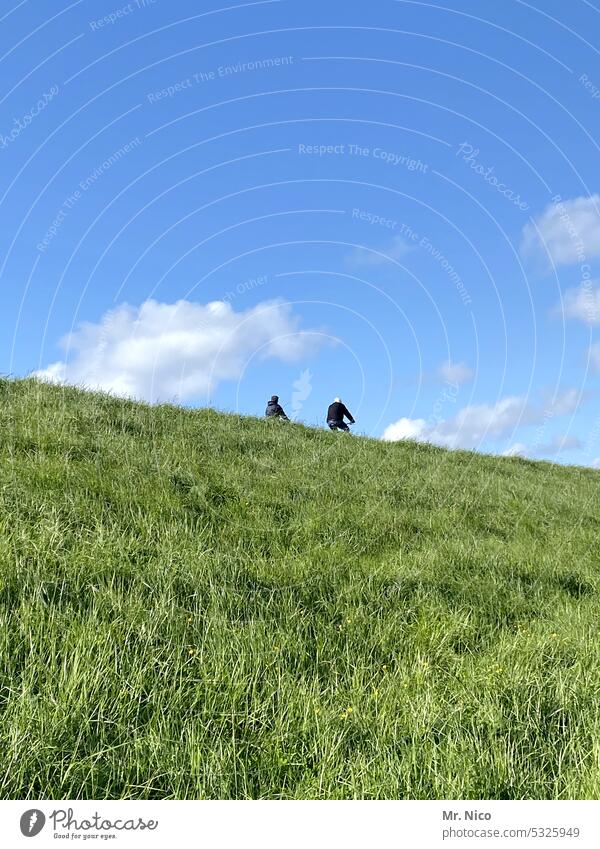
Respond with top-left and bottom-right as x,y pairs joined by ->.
2,377 -> 600,799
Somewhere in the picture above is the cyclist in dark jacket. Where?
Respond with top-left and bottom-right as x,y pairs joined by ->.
265,395 -> 289,420
327,397 -> 355,431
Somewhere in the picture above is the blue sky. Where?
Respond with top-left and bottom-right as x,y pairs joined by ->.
3,0 -> 600,463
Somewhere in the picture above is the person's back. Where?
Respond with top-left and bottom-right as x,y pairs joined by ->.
327,397 -> 355,431
265,395 -> 289,420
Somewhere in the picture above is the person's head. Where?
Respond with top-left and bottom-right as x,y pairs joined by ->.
334,397 -> 341,403
271,395 -> 279,402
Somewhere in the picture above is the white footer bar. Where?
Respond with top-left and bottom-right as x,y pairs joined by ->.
0,800 -> 597,848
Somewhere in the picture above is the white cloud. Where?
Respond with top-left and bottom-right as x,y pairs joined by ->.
589,343 -> 600,372
34,298 -> 325,402
546,387 -> 580,415
591,458 -> 600,468
501,434 -> 582,459
382,390 -> 581,450
503,442 -> 528,457
345,235 -> 413,269
381,417 -> 430,442
438,360 -> 473,385
537,434 -> 582,455
555,282 -> 600,324
521,194 -> 600,267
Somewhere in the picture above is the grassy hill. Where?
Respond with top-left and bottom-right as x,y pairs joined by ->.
2,377 -> 600,799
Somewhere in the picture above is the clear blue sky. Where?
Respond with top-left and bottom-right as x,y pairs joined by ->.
2,0 -> 600,464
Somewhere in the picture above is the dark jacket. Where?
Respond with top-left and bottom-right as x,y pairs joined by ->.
327,401 -> 354,424
265,398 -> 289,420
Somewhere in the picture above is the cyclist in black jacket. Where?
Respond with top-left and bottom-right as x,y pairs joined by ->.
265,395 -> 289,420
327,397 -> 355,431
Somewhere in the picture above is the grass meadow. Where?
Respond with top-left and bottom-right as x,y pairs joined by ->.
1,377 -> 600,799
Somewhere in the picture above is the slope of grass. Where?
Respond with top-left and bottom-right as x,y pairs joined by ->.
1,377 -> 600,799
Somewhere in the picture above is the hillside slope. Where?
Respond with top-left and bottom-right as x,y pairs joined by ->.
1,378 -> 600,799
